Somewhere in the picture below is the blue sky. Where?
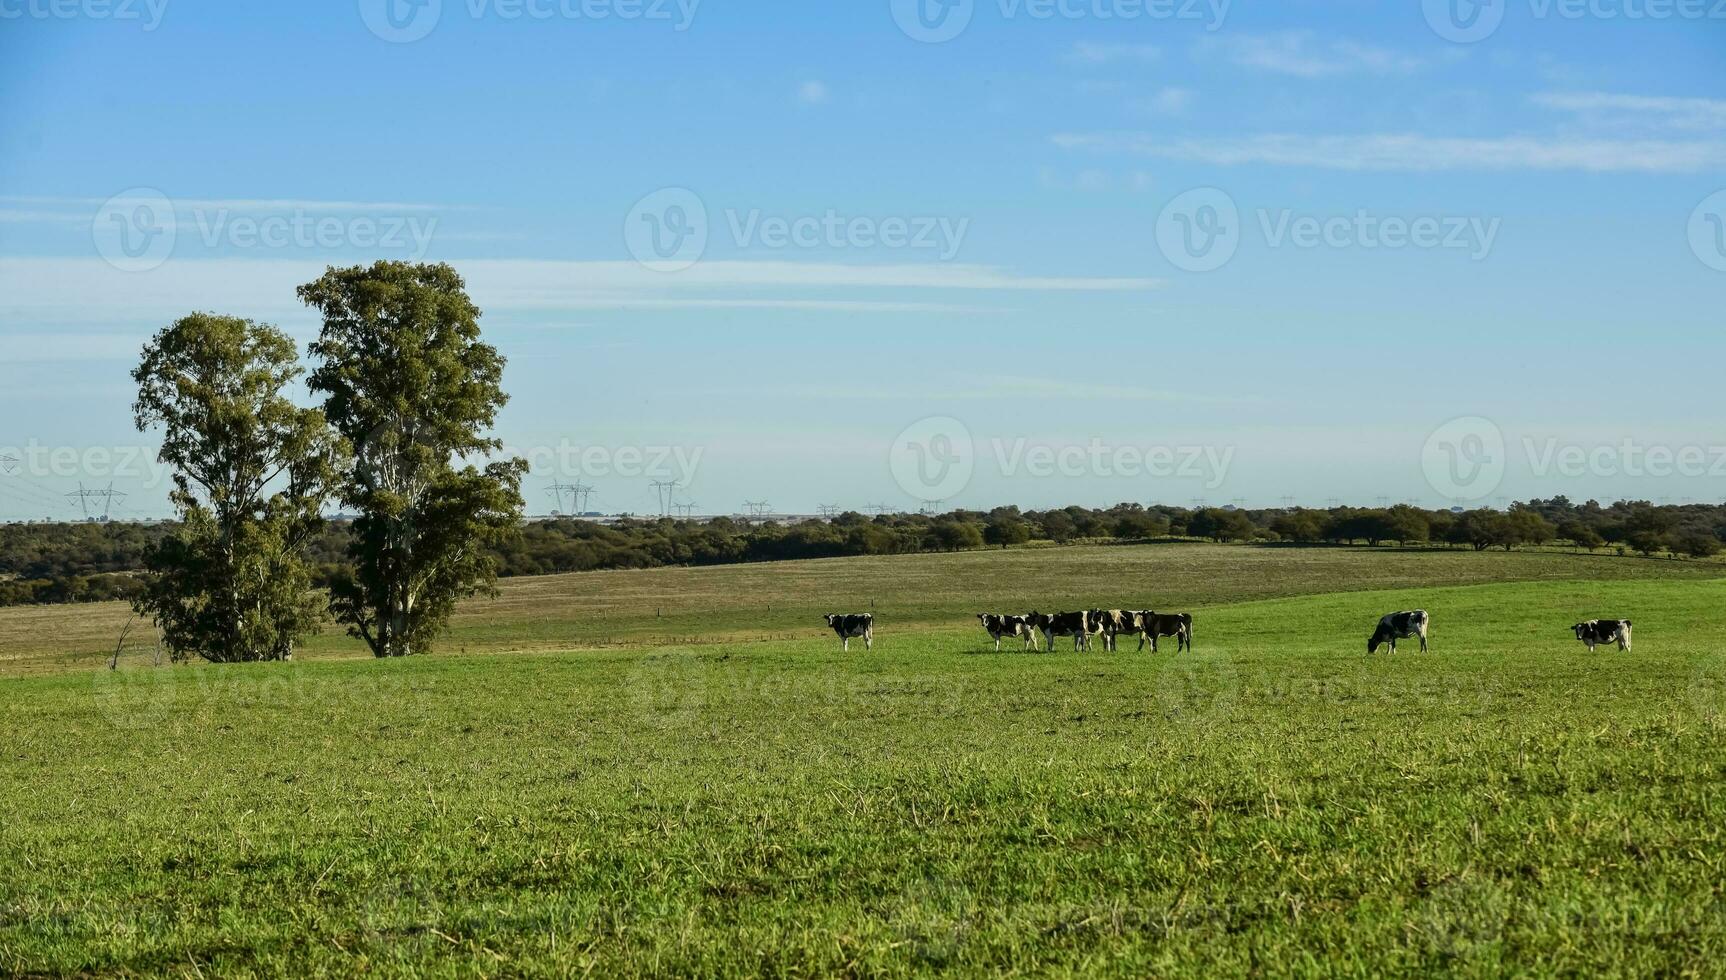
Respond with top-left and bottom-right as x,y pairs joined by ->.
1,0 -> 1723,520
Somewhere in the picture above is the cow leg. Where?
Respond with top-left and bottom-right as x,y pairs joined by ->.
842,637 -> 849,652
1420,630 -> 1428,653
865,630 -> 873,651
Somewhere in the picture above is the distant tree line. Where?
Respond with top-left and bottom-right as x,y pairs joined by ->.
7,495 -> 1721,611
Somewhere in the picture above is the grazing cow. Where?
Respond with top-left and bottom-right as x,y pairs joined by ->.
1135,612 -> 1193,654
1088,609 -> 1139,652
1571,619 -> 1633,653
1368,610 -> 1428,654
824,613 -> 873,652
1027,611 -> 1091,651
977,613 -> 1039,652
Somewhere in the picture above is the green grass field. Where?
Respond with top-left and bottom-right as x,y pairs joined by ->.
4,544 -> 1725,976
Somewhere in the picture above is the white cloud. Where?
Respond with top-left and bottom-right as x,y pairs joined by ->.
1034,169 -> 1156,193
1051,131 -> 1726,173
0,195 -> 450,212
1150,87 -> 1194,114
760,376 -> 1242,403
1532,92 -> 1726,132
0,333 -> 143,362
1067,42 -> 1161,65
1205,32 -> 1433,78
0,258 -> 1160,326
1075,169 -> 1112,192
798,80 -> 829,105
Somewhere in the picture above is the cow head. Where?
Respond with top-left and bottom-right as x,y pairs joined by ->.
1570,622 -> 1589,639
824,614 -> 839,628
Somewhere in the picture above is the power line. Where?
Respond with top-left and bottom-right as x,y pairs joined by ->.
546,481 -> 596,515
0,474 -> 70,510
817,504 -> 840,518
65,482 -> 126,521
743,501 -> 771,521
650,481 -> 679,518
672,502 -> 697,518
569,483 -> 594,514
865,503 -> 894,516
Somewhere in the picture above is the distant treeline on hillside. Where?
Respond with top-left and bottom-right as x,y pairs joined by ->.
3,496 -> 1721,608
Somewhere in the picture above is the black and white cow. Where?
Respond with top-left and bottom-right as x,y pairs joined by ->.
1368,610 -> 1428,654
1571,619 -> 1632,653
1088,609 -> 1138,652
977,613 -> 1039,652
824,613 -> 873,652
1135,612 -> 1193,654
1027,611 -> 1091,651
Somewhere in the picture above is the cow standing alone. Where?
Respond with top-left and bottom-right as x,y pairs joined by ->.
824,613 -> 873,651
1369,610 -> 1428,654
1135,612 -> 1193,654
1572,619 -> 1633,652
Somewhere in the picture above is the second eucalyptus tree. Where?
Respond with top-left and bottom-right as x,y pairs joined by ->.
299,261 -> 525,658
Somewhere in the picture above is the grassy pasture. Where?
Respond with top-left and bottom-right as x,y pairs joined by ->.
3,546 -> 1726,976
2,542 -> 1720,675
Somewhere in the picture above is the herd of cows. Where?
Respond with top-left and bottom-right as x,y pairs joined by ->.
822,610 -> 1638,655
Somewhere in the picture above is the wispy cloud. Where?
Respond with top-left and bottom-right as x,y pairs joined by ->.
1036,168 -> 1155,193
1202,32 -> 1436,78
797,80 -> 830,105
0,258 -> 1160,326
760,376 -> 1243,403
1532,91 -> 1726,132
0,195 -> 451,212
1066,41 -> 1161,65
1149,87 -> 1194,114
0,333 -> 145,362
1051,131 -> 1726,173
0,210 -> 89,224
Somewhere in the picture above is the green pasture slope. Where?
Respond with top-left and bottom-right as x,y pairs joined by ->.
3,545 -> 1726,976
